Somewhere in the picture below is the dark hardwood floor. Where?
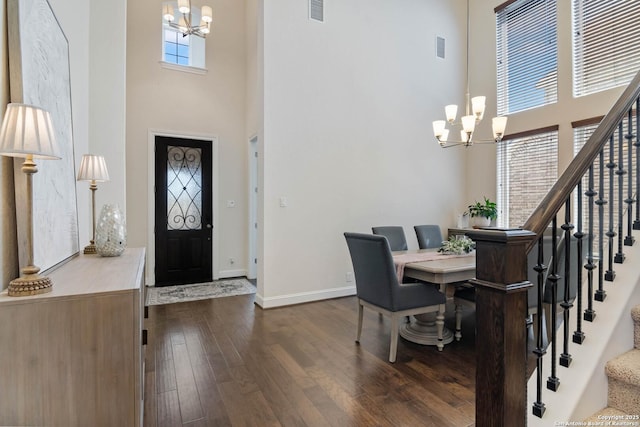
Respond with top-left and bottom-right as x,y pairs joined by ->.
143,292 -> 477,427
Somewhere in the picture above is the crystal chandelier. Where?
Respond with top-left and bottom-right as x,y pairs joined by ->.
163,0 -> 213,38
432,0 -> 507,148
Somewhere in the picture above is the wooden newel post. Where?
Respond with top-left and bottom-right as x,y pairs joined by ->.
466,228 -> 536,427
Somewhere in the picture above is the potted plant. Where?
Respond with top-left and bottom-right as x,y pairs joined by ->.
468,197 -> 497,228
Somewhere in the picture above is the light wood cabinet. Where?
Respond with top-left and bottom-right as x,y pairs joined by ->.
0,248 -> 146,427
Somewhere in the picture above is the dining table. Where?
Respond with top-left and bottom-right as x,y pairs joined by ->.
392,248 -> 476,349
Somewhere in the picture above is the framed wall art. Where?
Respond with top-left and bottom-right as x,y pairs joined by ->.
7,0 -> 79,272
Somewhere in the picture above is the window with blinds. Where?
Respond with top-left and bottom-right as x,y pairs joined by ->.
496,0 -> 558,115
573,0 -> 640,97
497,127 -> 558,228
573,116 -> 636,252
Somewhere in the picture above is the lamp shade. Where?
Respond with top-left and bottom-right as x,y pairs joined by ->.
461,115 -> 476,133
163,4 -> 175,22
492,116 -> 508,139
77,154 -> 110,182
445,104 -> 458,123
200,19 -> 210,34
0,103 -> 59,159
177,0 -> 190,13
471,96 -> 486,119
201,5 -> 213,22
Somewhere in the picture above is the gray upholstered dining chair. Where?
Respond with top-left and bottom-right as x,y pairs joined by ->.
453,230 -> 585,346
371,226 -> 408,251
453,232 -> 553,342
414,225 -> 443,249
344,232 -> 447,362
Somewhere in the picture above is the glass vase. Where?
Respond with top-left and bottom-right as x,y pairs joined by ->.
95,204 -> 126,257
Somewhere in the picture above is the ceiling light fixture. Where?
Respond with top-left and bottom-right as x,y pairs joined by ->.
432,0 -> 507,148
163,0 -> 213,38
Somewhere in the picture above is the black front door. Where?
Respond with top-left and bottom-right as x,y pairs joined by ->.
155,136 -> 213,286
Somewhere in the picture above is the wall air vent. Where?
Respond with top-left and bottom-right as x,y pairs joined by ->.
436,36 -> 445,59
310,0 -> 324,22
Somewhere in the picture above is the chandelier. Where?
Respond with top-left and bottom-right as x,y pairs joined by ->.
432,0 -> 507,148
163,0 -> 213,38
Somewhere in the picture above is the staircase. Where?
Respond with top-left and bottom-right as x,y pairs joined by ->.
584,305 -> 640,422
527,227 -> 640,425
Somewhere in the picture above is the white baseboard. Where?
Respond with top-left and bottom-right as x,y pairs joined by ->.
218,269 -> 247,279
254,285 -> 356,309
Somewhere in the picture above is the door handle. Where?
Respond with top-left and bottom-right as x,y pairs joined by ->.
206,224 -> 212,229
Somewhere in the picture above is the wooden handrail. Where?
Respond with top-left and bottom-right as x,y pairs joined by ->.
471,70 -> 640,426
523,70 -> 640,245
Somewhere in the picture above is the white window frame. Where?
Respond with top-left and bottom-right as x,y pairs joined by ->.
160,4 -> 207,74
496,0 -> 558,115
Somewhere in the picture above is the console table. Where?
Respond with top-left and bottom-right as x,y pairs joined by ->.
448,227 -> 473,238
0,247 -> 146,427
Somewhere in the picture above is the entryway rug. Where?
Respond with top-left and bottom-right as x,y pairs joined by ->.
146,278 -> 256,306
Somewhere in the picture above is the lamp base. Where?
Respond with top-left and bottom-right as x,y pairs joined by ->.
8,274 -> 53,297
83,243 -> 97,254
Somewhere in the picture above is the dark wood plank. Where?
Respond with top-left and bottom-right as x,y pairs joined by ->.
143,293 -> 478,427
156,390 -> 181,427
172,342 -> 204,423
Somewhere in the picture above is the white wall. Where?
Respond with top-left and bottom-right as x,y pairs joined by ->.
0,0 -> 125,287
258,0 -> 468,307
465,0 -> 627,206
46,0 -> 125,257
46,0 -> 91,256
126,0 -> 248,283
88,0 -> 127,214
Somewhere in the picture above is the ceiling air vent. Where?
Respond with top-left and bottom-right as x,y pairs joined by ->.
310,0 -> 324,22
436,36 -> 445,59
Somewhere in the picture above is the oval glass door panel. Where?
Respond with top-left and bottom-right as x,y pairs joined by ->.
167,145 -> 202,230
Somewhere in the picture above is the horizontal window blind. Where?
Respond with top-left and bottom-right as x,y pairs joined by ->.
497,128 -> 558,227
573,122 -> 600,252
573,0 -> 640,97
496,0 -> 558,115
573,115 -> 636,253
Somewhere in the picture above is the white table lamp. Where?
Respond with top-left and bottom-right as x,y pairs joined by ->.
0,103 -> 60,296
77,154 -> 110,254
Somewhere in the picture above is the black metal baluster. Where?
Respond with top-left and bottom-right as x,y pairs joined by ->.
575,178 -> 588,343
533,234 -> 547,418
634,97 -> 640,231
547,217 -> 560,391
595,148 -> 607,304
605,134 -> 617,281
615,121 -> 626,263
625,108 -> 635,246
560,198 -> 574,367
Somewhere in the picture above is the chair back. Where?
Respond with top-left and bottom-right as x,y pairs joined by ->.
543,233 -> 585,304
526,230 -> 586,308
527,232 -> 554,311
344,232 -> 398,310
371,226 -> 408,251
414,225 -> 443,249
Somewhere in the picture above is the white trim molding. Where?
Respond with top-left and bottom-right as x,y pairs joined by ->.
218,269 -> 247,279
159,61 -> 208,75
254,285 -> 356,309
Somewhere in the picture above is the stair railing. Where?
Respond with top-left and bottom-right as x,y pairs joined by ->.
468,69 -> 640,427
